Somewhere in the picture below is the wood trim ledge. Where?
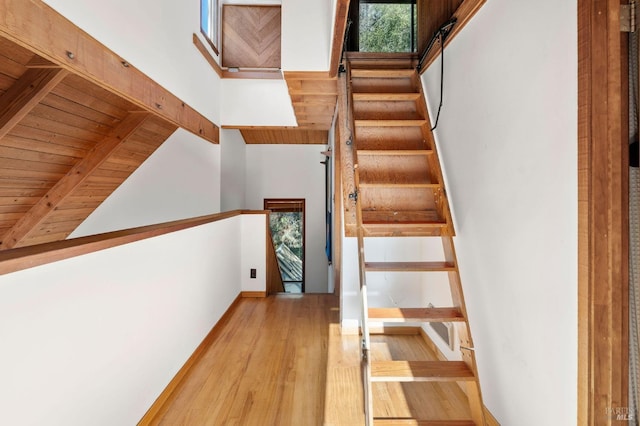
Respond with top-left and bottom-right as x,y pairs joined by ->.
0,210 -> 268,276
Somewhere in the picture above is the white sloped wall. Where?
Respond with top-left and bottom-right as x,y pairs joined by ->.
421,0 -> 578,425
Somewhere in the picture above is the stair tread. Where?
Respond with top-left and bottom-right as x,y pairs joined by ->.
368,307 -> 464,322
365,261 -> 455,271
359,182 -> 439,188
356,119 -> 427,127
353,92 -> 421,101
371,360 -> 475,382
358,149 -> 432,156
351,68 -> 416,78
373,420 -> 476,426
362,210 -> 444,224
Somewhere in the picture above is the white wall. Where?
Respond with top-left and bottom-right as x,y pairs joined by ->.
221,79 -> 298,127
421,1 -> 577,425
70,130 -> 220,237
241,215 -> 267,292
220,129 -> 247,211
43,0 -> 221,124
281,0 -> 332,71
245,145 -> 328,293
0,214 -> 267,426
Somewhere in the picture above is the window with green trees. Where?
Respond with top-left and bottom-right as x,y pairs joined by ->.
359,1 -> 417,52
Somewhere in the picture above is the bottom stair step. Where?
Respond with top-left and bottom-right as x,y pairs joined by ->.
371,360 -> 475,382
373,420 -> 475,426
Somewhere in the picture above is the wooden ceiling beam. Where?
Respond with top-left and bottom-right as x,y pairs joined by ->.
0,66 -> 68,140
0,0 -> 219,143
0,112 -> 153,250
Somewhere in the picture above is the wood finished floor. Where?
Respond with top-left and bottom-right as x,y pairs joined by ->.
148,294 -> 472,425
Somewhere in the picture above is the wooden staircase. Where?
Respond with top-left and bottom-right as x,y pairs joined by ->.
343,55 -> 486,425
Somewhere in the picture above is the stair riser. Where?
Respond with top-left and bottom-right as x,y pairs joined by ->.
360,187 -> 438,212
353,100 -> 422,121
358,155 -> 435,186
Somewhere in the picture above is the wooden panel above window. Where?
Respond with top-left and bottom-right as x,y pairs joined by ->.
222,5 -> 281,69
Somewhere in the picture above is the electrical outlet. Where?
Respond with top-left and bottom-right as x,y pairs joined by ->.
250,268 -> 256,278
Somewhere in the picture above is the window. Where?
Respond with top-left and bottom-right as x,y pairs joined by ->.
347,0 -> 417,53
359,0 -> 417,52
200,0 -> 219,55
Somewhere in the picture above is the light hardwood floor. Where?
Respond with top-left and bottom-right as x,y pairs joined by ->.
147,294 -> 473,425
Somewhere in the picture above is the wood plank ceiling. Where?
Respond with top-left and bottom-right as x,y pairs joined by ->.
0,36 -> 177,249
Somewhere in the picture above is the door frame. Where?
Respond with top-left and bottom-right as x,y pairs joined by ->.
578,0 -> 630,423
264,198 -> 306,293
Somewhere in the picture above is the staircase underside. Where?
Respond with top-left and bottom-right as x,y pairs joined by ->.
0,35 -> 179,249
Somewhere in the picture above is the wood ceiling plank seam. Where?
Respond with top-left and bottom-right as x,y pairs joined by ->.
58,76 -> 137,113
0,67 -> 68,140
52,83 -> 131,120
0,157 -> 71,174
72,169 -> 129,179
0,46 -> 32,69
119,139 -> 162,156
0,112 -> 152,249
0,187 -> 49,197
0,178 -> 55,189
0,59 -> 27,80
108,150 -> 154,165
0,167 -> 66,181
0,145 -> 80,166
30,103 -> 114,136
0,207 -> 30,216
0,196 -> 44,208
11,124 -> 96,151
18,115 -> 106,143
41,93 -> 122,127
97,162 -> 138,173
1,133 -> 88,159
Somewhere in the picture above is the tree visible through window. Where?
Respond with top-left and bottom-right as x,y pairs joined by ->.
265,199 -> 305,293
358,1 -> 416,53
